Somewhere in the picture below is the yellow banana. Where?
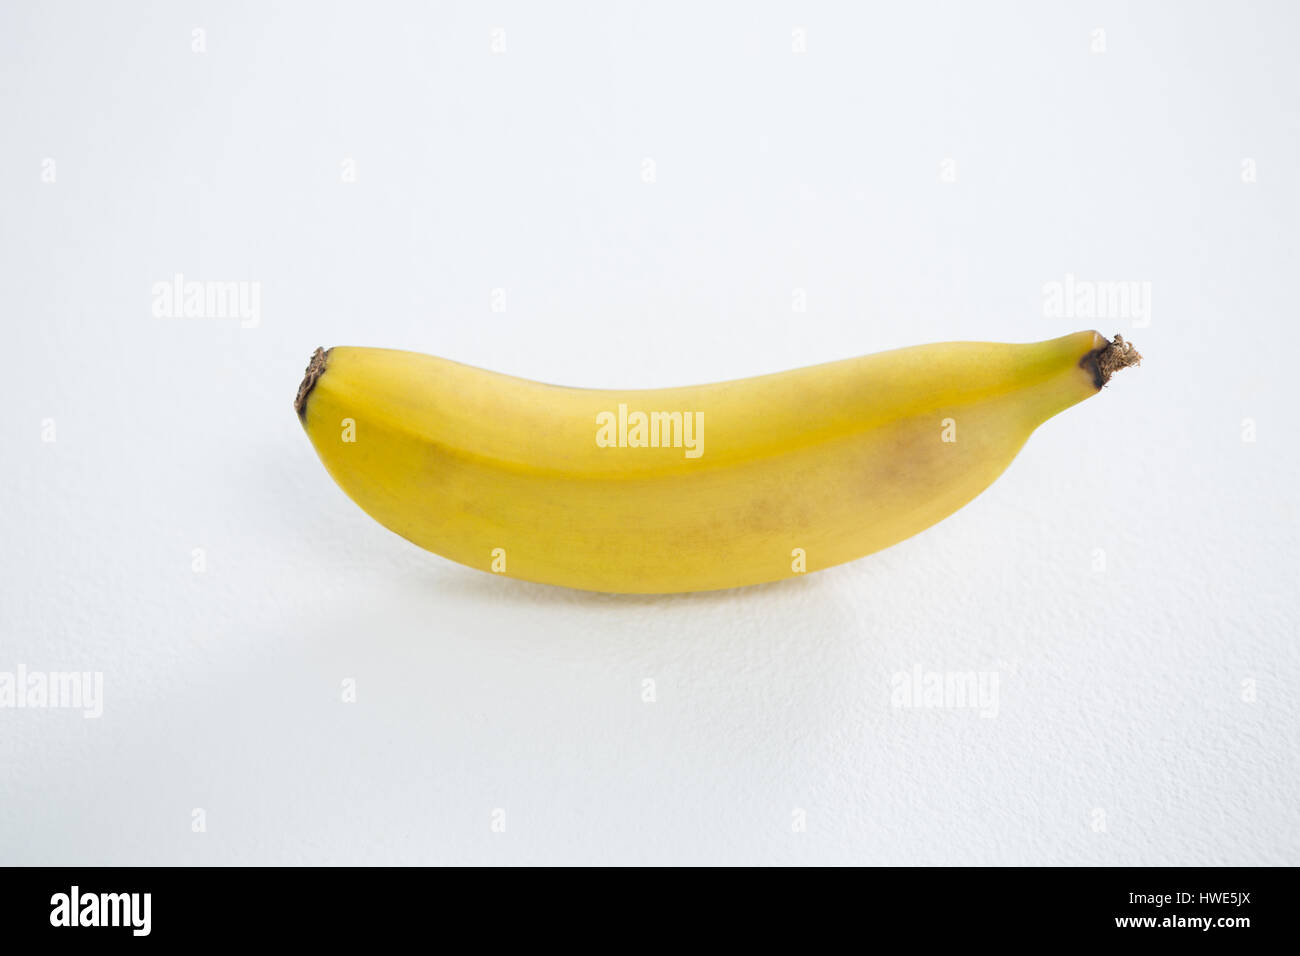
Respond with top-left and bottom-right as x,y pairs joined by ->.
295,330 -> 1139,593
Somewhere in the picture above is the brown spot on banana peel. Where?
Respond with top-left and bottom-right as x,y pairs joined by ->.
1081,333 -> 1142,389
295,347 -> 330,421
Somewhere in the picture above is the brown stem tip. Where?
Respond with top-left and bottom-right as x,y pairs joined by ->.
294,347 -> 329,420
1084,333 -> 1142,388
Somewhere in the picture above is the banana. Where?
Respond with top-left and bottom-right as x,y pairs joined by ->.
295,330 -> 1139,593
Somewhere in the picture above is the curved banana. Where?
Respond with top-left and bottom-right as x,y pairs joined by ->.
295,330 -> 1139,593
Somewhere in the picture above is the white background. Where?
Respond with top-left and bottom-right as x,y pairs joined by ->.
2,1 -> 1296,865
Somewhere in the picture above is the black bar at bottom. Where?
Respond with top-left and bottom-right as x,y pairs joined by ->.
0,865 -> 1285,943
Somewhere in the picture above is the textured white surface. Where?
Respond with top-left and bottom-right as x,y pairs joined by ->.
1,1 -> 1297,865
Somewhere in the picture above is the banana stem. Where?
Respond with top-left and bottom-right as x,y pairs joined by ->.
295,347 -> 329,420
1085,334 -> 1142,388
